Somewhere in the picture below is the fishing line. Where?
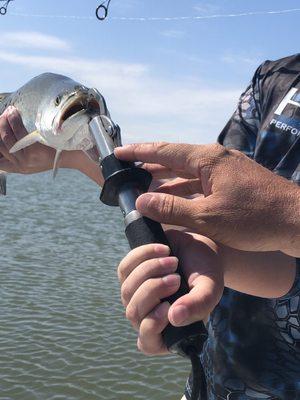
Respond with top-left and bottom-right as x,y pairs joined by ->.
8,7 -> 300,21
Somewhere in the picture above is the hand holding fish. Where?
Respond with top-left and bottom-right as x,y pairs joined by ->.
0,106 -> 104,186
0,73 -> 109,192
115,142 -> 300,258
0,106 -> 56,174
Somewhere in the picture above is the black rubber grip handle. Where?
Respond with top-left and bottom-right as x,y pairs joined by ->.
125,216 -> 207,355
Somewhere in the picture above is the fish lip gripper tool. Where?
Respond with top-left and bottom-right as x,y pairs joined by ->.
89,115 -> 208,399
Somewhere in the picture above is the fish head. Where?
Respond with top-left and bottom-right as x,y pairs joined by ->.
9,74 -> 112,167
36,77 -> 108,149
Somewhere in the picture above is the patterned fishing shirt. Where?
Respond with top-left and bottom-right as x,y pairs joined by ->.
184,54 -> 300,400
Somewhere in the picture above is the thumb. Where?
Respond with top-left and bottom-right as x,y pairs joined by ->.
136,192 -> 210,231
168,274 -> 223,327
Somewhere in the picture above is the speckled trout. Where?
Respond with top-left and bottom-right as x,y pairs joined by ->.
0,72 -> 110,194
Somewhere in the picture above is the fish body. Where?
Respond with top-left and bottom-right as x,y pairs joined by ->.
0,72 -> 109,193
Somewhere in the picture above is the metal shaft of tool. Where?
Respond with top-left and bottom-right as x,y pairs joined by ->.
89,115 -> 208,399
89,116 -> 139,219
89,116 -> 115,159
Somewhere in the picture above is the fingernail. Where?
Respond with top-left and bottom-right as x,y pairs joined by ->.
137,193 -> 155,213
154,301 -> 170,319
162,274 -> 180,286
170,305 -> 188,325
159,256 -> 178,269
154,244 -> 170,256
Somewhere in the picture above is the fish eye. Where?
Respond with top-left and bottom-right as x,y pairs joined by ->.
55,96 -> 61,106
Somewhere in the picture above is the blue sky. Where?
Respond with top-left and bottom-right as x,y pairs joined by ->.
0,0 -> 300,144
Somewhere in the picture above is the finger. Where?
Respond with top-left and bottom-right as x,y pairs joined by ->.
136,192 -> 213,233
140,163 -> 194,180
115,142 -> 227,177
164,230 -> 223,326
118,243 -> 170,284
137,302 -> 170,355
0,112 -> 16,149
157,178 -> 204,197
0,110 -> 25,162
126,274 -> 180,330
121,256 -> 178,306
0,158 -> 16,173
168,274 -> 223,327
0,139 -> 18,164
6,106 -> 28,140
115,142 -> 199,176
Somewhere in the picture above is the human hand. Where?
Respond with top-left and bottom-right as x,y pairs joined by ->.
118,230 -> 223,355
0,106 -> 56,174
115,142 -> 300,257
0,106 -> 104,185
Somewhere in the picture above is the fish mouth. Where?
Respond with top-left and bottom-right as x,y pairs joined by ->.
57,94 -> 100,130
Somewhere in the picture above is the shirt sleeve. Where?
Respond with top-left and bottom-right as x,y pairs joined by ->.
217,65 -> 263,158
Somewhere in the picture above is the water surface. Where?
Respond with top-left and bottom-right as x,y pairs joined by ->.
0,170 -> 189,400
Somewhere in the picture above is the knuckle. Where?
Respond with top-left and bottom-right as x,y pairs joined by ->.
160,194 -> 175,216
211,143 -> 227,156
132,143 -> 146,158
126,303 -> 139,324
117,261 -> 126,283
121,282 -> 131,305
196,143 -> 229,171
137,337 -> 158,356
230,148 -> 242,157
156,141 -> 168,151
155,141 -> 173,158
137,338 -> 152,355
201,290 -> 219,314
0,113 -> 7,130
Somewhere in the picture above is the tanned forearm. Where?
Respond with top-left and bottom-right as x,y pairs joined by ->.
61,150 -> 104,186
220,245 -> 297,298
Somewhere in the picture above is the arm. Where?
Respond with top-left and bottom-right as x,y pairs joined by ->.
220,245 -> 297,298
60,150 -> 103,186
115,142 -> 300,258
114,62 -> 300,257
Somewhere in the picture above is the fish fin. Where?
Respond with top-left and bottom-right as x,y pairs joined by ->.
0,93 -> 11,106
84,146 -> 100,163
52,150 -> 62,179
9,130 -> 43,153
0,171 -> 7,195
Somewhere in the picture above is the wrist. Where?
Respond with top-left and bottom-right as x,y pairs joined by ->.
60,150 -> 82,170
61,150 -> 104,186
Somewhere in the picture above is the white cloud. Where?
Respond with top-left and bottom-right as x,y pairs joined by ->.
1,31 -> 70,51
0,32 -> 241,144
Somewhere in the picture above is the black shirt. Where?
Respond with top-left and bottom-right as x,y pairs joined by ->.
185,54 -> 300,400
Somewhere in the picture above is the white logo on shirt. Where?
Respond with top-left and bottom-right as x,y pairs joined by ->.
269,118 -> 300,136
274,87 -> 300,115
